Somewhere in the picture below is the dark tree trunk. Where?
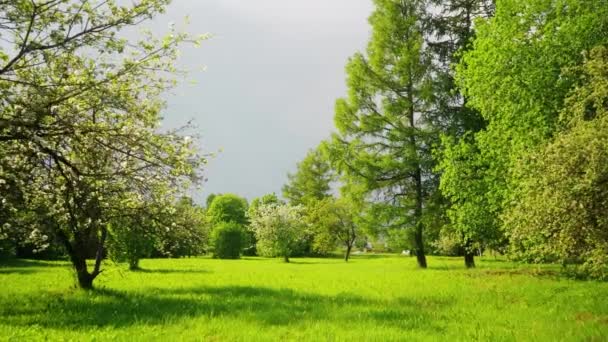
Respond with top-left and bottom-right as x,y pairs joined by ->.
414,226 -> 427,268
56,228 -> 104,289
69,245 -> 95,289
344,245 -> 352,262
75,260 -> 94,289
407,72 -> 427,269
464,251 -> 475,268
284,255 -> 289,263
464,238 -> 476,268
129,258 -> 140,270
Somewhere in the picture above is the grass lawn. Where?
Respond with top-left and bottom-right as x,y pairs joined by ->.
1,255 -> 607,341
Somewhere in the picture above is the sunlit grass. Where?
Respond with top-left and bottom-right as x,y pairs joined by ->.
1,255 -> 607,341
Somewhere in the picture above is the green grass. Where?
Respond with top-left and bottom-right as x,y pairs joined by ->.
1,255 -> 607,341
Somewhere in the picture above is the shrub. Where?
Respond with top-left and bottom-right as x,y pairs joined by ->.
211,222 -> 245,259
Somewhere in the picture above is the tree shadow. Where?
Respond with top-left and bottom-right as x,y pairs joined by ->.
348,253 -> 397,259
0,268 -> 38,275
0,285 -> 451,332
131,268 -> 211,274
0,258 -> 69,268
285,260 -> 338,265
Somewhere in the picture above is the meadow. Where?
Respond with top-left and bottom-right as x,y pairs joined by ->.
1,255 -> 607,341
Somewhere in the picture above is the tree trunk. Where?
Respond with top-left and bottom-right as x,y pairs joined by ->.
129,257 -> 140,270
414,225 -> 427,268
56,229 -> 101,289
407,70 -> 427,269
283,255 -> 290,263
70,248 -> 95,289
344,245 -> 352,262
464,251 -> 475,268
464,238 -> 476,268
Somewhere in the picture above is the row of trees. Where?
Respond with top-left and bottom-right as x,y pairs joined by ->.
285,0 -> 608,279
204,189 -> 360,263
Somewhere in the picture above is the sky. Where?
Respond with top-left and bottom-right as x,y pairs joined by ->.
146,0 -> 373,202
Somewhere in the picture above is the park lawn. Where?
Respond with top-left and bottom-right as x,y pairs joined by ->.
1,255 -> 607,341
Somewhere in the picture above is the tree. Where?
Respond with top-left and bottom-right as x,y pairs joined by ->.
428,0 -> 495,268
329,0 -> 437,268
107,214 -> 157,271
437,134 -> 502,267
308,197 -> 359,261
0,0 -> 206,288
454,0 -> 608,266
282,147 -> 334,206
248,193 -> 282,217
206,194 -> 248,227
504,46 -> 608,279
157,197 -> 208,259
205,194 -> 218,209
250,204 -> 305,263
245,193 -> 282,255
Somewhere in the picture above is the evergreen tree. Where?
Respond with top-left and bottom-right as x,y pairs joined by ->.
329,0 -> 437,268
282,147 -> 334,206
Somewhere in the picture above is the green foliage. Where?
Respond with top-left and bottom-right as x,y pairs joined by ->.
437,133 -> 504,253
108,221 -> 155,270
205,194 -> 218,209
206,194 -> 248,227
504,46 -> 608,279
282,147 -> 334,206
210,222 -> 245,260
248,193 -> 282,218
307,197 -> 359,261
159,197 -> 209,258
250,204 -> 305,262
107,197 -> 207,269
453,0 -> 608,249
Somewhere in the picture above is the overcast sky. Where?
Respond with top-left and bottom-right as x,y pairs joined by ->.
148,0 -> 373,202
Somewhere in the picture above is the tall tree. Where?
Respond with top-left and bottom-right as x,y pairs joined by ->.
429,0 -> 496,268
282,147 -> 334,206
329,0 -> 436,268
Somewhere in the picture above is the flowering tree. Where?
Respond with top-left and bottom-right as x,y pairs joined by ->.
0,0 -> 206,288
250,204 -> 305,262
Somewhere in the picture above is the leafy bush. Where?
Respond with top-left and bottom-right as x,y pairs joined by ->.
211,222 -> 246,259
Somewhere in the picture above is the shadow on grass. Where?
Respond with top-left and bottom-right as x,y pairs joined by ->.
0,268 -> 39,275
0,285 -> 451,332
348,253 -> 398,259
0,258 -> 69,268
131,268 -> 211,274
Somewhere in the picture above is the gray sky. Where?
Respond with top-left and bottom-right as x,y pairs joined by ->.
150,0 -> 373,202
